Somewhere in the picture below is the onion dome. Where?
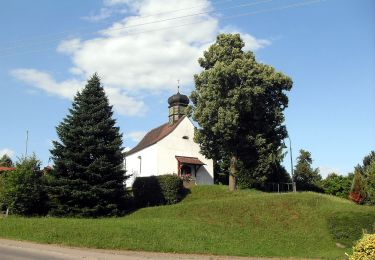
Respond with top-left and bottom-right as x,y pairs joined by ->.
168,92 -> 189,106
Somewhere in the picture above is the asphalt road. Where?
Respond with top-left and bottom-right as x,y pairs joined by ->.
0,239 -> 279,260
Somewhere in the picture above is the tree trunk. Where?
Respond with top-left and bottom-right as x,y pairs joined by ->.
229,155 -> 237,191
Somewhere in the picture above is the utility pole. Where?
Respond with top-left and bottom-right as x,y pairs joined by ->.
288,135 -> 296,192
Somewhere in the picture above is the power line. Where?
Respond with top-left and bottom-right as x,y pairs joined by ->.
0,0 -> 263,51
0,0 -> 324,58
4,0 -> 235,46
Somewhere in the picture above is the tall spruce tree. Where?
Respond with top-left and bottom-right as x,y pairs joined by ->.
191,34 -> 292,191
49,74 -> 126,217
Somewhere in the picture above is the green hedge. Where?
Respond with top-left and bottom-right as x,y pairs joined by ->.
132,175 -> 183,207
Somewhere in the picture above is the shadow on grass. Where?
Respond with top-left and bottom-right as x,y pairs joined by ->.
123,187 -> 191,215
327,211 -> 375,247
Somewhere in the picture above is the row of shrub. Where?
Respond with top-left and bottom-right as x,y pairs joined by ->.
0,155 -> 186,216
132,175 -> 184,207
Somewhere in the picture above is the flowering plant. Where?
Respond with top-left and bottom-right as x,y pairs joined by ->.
181,173 -> 193,182
349,192 -> 365,204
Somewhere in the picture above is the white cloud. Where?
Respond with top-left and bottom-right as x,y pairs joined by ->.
319,166 -> 342,178
241,33 -> 271,51
221,25 -> 271,51
69,67 -> 84,75
104,0 -> 137,7
82,8 -> 112,22
12,0 -> 271,117
105,87 -> 146,116
57,38 -> 82,55
0,148 -> 14,158
56,0 -> 270,92
126,131 -> 146,142
11,69 -> 145,116
11,69 -> 81,99
60,0 -> 219,92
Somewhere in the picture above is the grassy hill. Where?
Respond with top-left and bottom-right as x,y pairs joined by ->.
0,185 -> 374,259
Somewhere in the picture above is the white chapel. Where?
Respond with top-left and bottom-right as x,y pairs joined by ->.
125,90 -> 214,187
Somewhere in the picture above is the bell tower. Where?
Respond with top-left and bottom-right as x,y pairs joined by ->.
167,83 -> 189,125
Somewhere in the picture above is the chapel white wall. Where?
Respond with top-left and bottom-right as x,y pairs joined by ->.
156,117 -> 214,185
125,144 -> 158,187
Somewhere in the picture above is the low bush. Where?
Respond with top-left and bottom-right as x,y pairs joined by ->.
132,175 -> 183,207
349,233 -> 375,260
158,175 -> 184,204
0,155 -> 48,216
132,176 -> 162,206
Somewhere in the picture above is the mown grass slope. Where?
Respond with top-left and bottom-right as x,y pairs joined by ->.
0,185 -> 374,259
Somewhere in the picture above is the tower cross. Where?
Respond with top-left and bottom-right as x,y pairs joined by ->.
177,79 -> 180,93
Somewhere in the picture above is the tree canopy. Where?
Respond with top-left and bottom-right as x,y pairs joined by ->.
49,74 -> 126,217
293,149 -> 322,191
190,33 -> 292,190
0,154 -> 48,215
349,151 -> 375,205
321,172 -> 352,199
0,154 -> 13,167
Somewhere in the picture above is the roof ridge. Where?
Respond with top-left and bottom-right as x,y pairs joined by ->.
126,116 -> 186,156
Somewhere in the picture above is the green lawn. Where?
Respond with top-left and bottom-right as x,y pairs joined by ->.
0,185 -> 374,259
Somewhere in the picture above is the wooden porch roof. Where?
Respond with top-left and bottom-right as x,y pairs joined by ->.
175,156 -> 205,165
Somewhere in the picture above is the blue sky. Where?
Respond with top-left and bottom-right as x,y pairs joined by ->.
0,0 -> 374,177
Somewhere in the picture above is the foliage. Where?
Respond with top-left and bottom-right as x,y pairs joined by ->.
0,187 -> 374,259
348,151 -> 375,205
190,33 -> 292,190
349,233 -> 375,260
321,172 -> 353,199
363,156 -> 375,205
293,149 -> 322,191
0,155 -> 48,215
327,212 -> 374,247
350,168 -> 367,204
132,176 -> 162,206
132,175 -> 183,206
359,151 -> 375,173
158,175 -> 184,204
0,154 -> 13,167
49,74 -> 126,217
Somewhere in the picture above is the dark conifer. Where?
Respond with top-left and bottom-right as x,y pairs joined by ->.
49,74 -> 126,217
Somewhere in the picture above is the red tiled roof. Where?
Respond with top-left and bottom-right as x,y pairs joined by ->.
126,116 -> 185,156
0,167 -> 16,172
175,156 -> 205,165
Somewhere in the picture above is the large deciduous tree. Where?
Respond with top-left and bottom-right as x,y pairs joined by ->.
49,74 -> 126,217
191,34 -> 292,191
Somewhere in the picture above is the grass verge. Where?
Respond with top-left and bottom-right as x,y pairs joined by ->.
0,185 -> 374,259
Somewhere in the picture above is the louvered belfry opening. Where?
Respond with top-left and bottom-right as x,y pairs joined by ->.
167,91 -> 189,125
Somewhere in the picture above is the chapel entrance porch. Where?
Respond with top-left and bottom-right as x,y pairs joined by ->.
175,156 -> 205,188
